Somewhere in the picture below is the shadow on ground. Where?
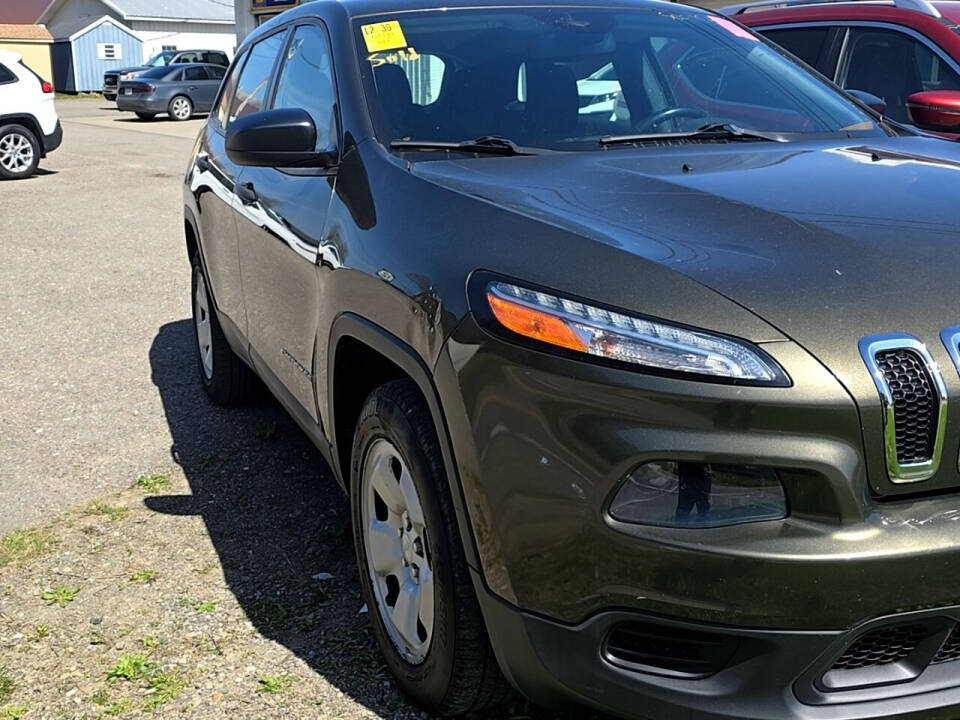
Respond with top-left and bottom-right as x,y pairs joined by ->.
147,319 -> 608,720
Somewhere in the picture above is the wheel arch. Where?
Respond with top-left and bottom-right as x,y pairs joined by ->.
327,313 -> 480,569
0,114 -> 45,157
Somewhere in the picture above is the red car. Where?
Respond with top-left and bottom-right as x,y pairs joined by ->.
728,0 -> 960,132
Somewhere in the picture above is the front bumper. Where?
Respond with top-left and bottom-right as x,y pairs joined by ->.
477,584 -> 960,720
438,313 -> 960,717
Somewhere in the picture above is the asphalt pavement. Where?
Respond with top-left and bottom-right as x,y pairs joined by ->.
0,99 -> 206,534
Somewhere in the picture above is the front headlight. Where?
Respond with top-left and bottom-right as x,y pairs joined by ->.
479,279 -> 788,385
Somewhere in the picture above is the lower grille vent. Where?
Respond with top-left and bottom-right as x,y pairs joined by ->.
933,626 -> 960,664
603,622 -> 739,678
830,624 -> 926,671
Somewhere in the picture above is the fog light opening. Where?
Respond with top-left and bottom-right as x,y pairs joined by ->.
609,461 -> 787,528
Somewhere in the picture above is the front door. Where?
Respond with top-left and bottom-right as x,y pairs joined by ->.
192,52 -> 250,334
235,22 -> 340,421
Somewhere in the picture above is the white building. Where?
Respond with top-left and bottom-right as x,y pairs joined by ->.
234,0 -> 317,43
39,0 -> 237,64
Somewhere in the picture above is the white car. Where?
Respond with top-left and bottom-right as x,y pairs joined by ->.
577,62 -> 622,116
0,50 -> 62,180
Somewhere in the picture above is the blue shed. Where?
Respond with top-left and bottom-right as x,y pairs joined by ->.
50,15 -> 142,92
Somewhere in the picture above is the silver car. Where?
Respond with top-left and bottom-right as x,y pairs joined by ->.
116,63 -> 226,121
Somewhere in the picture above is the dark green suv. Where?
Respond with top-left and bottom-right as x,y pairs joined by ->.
183,0 -> 960,717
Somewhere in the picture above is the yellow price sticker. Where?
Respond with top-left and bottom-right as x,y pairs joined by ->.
361,20 -> 408,52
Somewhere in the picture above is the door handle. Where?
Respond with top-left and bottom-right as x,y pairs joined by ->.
188,86 -> 198,90
237,181 -> 258,206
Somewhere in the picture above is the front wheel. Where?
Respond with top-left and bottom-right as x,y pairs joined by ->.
0,124 -> 40,180
168,95 -> 193,121
351,380 -> 512,716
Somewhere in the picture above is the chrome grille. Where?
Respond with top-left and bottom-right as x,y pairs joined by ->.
875,349 -> 937,464
860,335 -> 947,484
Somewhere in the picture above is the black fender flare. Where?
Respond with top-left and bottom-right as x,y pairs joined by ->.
327,312 -> 481,570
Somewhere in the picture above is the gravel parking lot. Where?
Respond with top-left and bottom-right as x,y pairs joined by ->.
0,101 -> 609,719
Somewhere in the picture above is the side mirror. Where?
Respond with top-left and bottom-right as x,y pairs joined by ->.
907,90 -> 960,132
846,89 -> 887,116
226,108 -> 338,169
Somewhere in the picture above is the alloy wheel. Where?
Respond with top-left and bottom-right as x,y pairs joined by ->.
361,437 -> 436,665
0,132 -> 34,175
171,97 -> 192,120
194,271 -> 213,379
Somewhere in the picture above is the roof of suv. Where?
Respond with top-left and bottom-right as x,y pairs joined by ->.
731,0 -> 960,24
261,0 -> 689,23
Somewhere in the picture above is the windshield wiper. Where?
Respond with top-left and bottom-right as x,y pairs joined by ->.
390,135 -> 541,156
600,122 -> 784,145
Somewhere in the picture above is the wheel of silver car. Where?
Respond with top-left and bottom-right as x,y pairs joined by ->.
169,95 -> 193,121
194,269 -> 214,380
350,380 -> 511,715
361,437 -> 435,664
0,125 -> 39,180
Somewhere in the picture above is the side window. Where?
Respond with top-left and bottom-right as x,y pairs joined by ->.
207,65 -> 226,81
839,27 -> 960,122
206,52 -> 229,66
229,31 -> 287,124
167,68 -> 185,82
272,25 -> 337,147
175,53 -> 199,64
215,51 -> 247,129
0,63 -> 16,84
761,27 -> 831,68
183,66 -> 207,81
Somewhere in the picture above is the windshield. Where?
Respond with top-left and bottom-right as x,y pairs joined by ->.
355,7 -> 881,150
145,51 -> 176,67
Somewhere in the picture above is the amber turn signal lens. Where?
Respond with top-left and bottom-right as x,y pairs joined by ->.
486,291 -> 588,352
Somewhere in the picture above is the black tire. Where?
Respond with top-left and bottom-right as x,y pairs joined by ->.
135,112 -> 156,120
168,95 -> 193,121
104,93 -> 117,101
190,257 -> 254,405
350,380 -> 512,716
0,124 -> 40,180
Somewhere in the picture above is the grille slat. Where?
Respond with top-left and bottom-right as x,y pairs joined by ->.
875,349 -> 937,465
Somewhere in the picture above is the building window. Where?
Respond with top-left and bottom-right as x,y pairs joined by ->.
162,45 -> 177,52
97,43 -> 122,60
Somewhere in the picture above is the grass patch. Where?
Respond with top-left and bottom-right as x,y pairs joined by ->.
0,528 -> 54,568
107,655 -> 181,711
190,599 -> 219,614
84,503 -> 128,521
33,624 -> 48,640
0,705 -> 28,719
88,687 -> 109,705
0,667 -> 13,704
107,654 -> 151,683
41,585 -> 79,608
128,569 -> 157,584
135,474 -> 171,493
256,675 -> 294,694
144,671 -> 183,710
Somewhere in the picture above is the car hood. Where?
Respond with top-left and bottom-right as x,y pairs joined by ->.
106,66 -> 147,76
412,135 -> 960,386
